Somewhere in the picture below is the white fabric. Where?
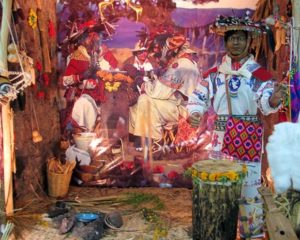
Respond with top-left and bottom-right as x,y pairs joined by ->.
130,56 -> 199,141
71,94 -> 98,131
65,145 -> 91,166
267,122 -> 300,193
133,57 -> 153,72
145,57 -> 199,99
187,55 -> 280,116
129,94 -> 180,140
187,55 -> 278,203
97,57 -> 111,71
218,55 -> 252,79
159,57 -> 199,97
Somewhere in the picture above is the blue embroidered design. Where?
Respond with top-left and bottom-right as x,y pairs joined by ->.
216,77 -> 224,87
229,76 -> 241,97
250,76 -> 261,92
246,76 -> 255,89
266,89 -> 272,96
194,91 -> 207,101
246,62 -> 260,72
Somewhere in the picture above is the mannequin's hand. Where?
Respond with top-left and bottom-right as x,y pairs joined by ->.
62,75 -> 79,86
269,83 -> 288,108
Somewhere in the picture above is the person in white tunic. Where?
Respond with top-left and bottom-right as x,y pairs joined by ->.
129,34 -> 200,147
186,15 -> 288,238
187,19 -> 287,153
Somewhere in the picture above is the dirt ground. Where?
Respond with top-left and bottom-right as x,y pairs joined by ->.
18,186 -> 193,240
15,185 -> 269,240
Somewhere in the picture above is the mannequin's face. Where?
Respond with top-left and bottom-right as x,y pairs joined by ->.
225,31 -> 248,57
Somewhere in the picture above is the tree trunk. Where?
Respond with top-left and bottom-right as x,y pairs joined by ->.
192,181 -> 242,240
0,0 -> 14,219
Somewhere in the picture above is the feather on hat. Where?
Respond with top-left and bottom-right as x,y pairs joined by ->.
210,13 -> 270,37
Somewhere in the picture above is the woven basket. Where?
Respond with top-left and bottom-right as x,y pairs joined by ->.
47,170 -> 73,197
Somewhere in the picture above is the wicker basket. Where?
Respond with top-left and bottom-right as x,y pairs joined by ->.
47,170 -> 73,197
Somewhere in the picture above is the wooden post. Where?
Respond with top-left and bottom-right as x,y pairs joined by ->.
37,6 -> 52,73
0,112 -> 4,224
292,0 -> 300,70
0,0 -> 15,217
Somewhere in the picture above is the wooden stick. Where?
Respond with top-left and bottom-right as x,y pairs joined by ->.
293,0 -> 300,71
2,104 -> 14,216
37,7 -> 52,73
0,0 -> 14,217
146,98 -> 153,172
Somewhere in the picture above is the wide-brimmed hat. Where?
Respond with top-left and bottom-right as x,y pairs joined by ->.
132,46 -> 147,52
210,14 -> 269,37
185,47 -> 197,54
131,41 -> 147,52
166,34 -> 186,50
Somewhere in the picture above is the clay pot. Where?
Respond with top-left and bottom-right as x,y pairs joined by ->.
73,132 -> 96,152
104,211 -> 123,229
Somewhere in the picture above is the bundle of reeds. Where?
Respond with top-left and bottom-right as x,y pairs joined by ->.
0,221 -> 14,240
7,196 -> 54,239
47,157 -> 76,175
47,157 -> 76,197
64,192 -> 165,213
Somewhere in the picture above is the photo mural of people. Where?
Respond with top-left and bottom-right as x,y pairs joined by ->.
57,0 -> 259,189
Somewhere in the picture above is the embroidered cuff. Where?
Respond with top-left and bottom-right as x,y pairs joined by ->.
259,94 -> 281,115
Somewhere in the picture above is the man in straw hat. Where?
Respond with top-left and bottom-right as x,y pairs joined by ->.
187,14 -> 287,154
123,42 -> 156,88
129,33 -> 199,153
123,42 -> 157,150
61,30 -> 105,134
186,14 -> 288,238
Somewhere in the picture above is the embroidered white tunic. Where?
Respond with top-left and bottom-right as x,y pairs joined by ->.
187,55 -> 280,118
130,56 -> 199,141
187,54 -> 282,204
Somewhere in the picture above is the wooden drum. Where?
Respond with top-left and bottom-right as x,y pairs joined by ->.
191,159 -> 247,240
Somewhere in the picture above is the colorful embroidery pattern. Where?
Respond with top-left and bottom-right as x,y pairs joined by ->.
222,116 -> 263,162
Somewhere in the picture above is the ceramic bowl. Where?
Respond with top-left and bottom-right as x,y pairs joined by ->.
73,132 -> 96,152
75,212 -> 99,223
104,211 -> 123,229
